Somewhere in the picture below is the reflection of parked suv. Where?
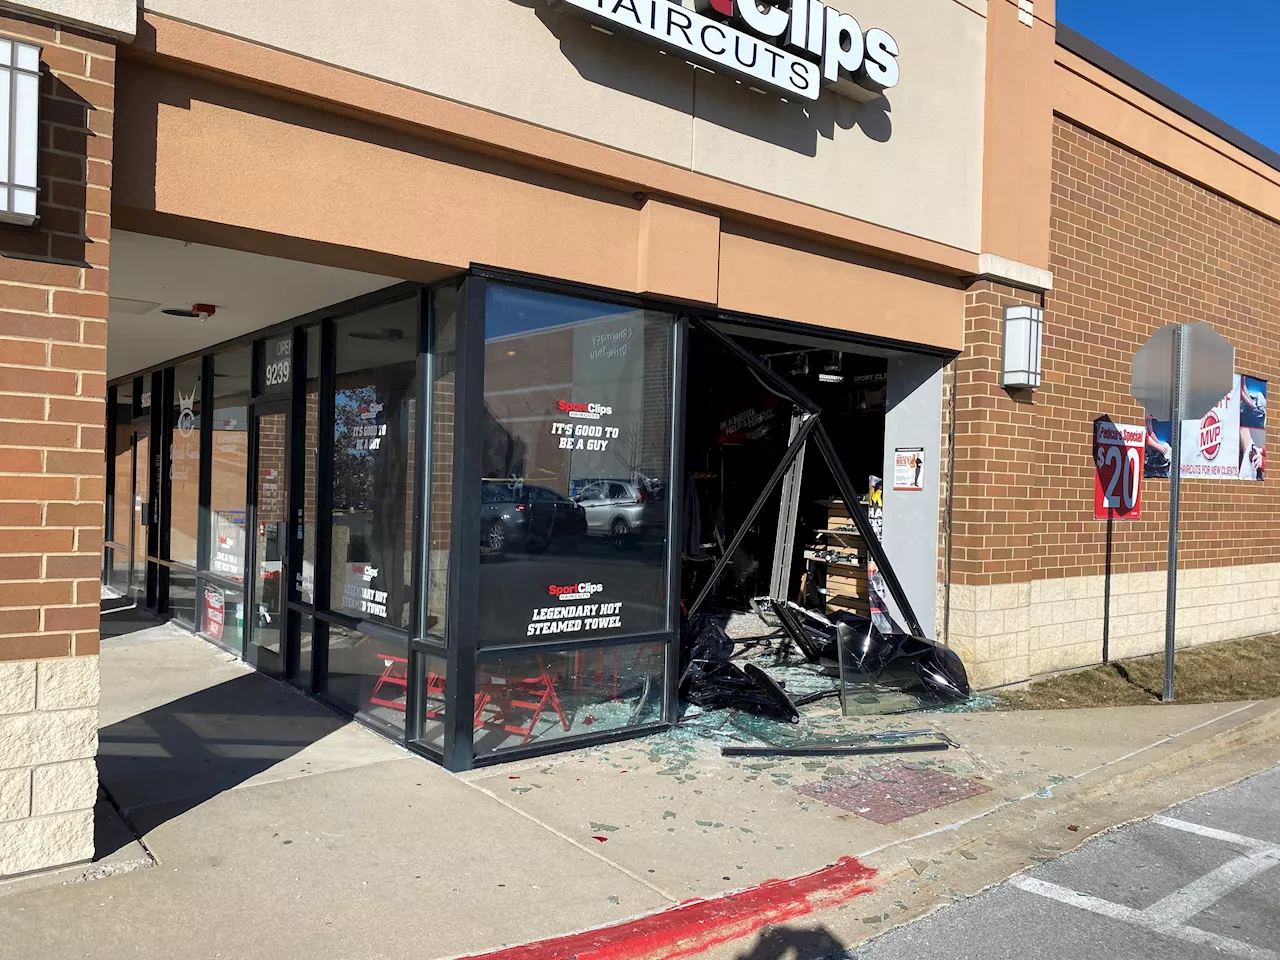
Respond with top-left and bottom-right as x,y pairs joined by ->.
481,481 -> 586,555
574,480 -> 664,545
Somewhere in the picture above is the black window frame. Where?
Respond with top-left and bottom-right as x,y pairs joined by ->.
105,260 -> 957,774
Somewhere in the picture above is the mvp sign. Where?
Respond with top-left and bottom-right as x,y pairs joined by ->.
1094,419 -> 1144,520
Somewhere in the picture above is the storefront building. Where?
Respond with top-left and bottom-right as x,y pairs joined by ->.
0,0 -> 1277,874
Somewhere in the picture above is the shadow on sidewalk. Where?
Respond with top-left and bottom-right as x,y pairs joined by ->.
96,671 -> 348,857
99,600 -> 163,640
733,924 -> 851,960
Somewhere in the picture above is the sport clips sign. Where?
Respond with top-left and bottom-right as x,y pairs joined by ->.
553,0 -> 899,102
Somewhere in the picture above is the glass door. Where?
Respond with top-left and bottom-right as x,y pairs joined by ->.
131,425 -> 151,603
247,404 -> 289,675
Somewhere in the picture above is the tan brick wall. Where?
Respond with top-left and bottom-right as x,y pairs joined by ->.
0,10 -> 114,876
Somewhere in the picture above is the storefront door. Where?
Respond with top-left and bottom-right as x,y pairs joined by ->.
247,403 -> 290,675
132,424 -> 153,605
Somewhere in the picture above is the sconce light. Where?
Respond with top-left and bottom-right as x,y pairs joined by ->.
0,36 -> 41,227
1001,305 -> 1043,389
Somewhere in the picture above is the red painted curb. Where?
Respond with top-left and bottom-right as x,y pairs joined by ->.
456,856 -> 877,960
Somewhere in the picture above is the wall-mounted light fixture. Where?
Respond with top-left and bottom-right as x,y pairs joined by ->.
1001,304 -> 1043,389
0,36 -> 40,227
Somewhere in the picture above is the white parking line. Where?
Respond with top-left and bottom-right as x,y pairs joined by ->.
1153,815 -> 1280,853
1144,848 -> 1280,925
1010,877 -> 1278,960
1011,816 -> 1280,960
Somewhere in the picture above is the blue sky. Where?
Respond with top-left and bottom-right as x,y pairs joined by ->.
1057,0 -> 1280,155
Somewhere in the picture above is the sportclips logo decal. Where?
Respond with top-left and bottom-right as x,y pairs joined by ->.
553,0 -> 898,103
557,399 -> 614,420
548,581 -> 604,600
527,582 -> 624,636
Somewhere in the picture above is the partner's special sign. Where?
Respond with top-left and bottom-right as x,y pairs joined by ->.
552,0 -> 898,103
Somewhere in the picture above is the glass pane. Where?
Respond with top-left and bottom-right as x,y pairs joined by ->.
297,612 -> 317,691
478,284 -> 673,648
329,298 -> 417,629
473,641 -> 664,756
419,650 -> 447,752
298,328 -> 320,604
201,581 -> 244,654
169,566 -> 197,626
208,348 -> 250,583
110,431 -> 132,545
326,623 -> 407,734
169,360 -> 202,566
111,538 -> 129,590
108,384 -> 132,548
131,429 -> 150,599
425,287 -> 458,643
251,412 -> 288,668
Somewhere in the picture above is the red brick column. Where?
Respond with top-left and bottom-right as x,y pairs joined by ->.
0,11 -> 114,877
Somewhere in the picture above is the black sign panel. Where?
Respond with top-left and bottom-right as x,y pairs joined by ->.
258,334 -> 293,396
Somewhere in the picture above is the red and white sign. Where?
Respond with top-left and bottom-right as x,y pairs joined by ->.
203,585 -> 225,642
1094,419 -> 1144,520
1198,409 -> 1223,460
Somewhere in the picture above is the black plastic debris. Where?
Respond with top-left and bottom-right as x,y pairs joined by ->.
679,615 -> 801,724
771,599 -> 971,702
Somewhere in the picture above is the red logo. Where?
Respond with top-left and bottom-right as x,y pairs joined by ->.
556,400 -> 613,418
548,582 -> 603,599
1199,410 -> 1222,460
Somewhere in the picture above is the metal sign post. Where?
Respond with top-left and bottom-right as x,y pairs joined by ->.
1131,322 -> 1234,703
1162,326 -> 1190,702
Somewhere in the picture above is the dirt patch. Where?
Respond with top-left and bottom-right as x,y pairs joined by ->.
988,634 -> 1280,710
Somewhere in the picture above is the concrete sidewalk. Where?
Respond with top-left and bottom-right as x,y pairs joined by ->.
2,623 -> 1278,960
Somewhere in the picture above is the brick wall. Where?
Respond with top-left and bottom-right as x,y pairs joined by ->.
0,12 -> 114,876
944,118 -> 1280,687
948,281 -> 1046,588
1044,118 -> 1280,575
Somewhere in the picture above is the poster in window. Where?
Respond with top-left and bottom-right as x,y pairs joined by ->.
203,584 -> 225,642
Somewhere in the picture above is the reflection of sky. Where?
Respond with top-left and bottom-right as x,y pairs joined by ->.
485,284 -> 634,342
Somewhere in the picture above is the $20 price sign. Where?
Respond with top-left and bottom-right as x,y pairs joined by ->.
1094,419 -> 1144,520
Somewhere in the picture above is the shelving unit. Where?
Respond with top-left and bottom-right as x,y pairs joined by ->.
804,499 -> 869,616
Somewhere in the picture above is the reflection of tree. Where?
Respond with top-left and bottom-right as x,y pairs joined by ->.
610,409 -> 649,481
333,388 -> 375,510
481,403 -> 526,479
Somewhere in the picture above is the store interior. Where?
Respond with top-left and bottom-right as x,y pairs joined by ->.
680,323 -> 889,623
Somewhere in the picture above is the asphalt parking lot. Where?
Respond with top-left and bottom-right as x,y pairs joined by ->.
854,764 -> 1280,960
